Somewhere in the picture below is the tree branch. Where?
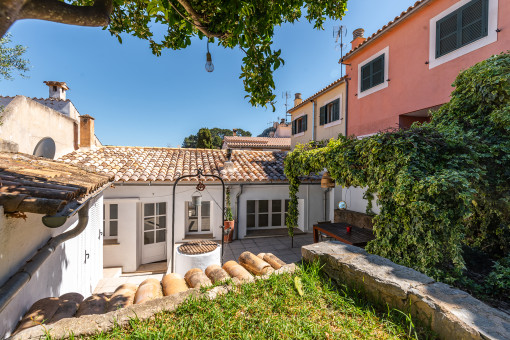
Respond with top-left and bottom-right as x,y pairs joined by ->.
18,0 -> 113,27
175,0 -> 223,38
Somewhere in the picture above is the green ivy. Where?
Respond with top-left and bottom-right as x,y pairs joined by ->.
285,52 -> 510,282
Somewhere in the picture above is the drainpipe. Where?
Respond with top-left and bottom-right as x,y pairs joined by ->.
235,184 -> 244,240
323,188 -> 332,221
345,78 -> 349,136
0,201 -> 91,314
312,100 -> 316,141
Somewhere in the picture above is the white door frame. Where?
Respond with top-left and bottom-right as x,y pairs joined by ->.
140,201 -> 167,264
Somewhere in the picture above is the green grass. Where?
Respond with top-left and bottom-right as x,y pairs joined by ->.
70,262 -> 436,339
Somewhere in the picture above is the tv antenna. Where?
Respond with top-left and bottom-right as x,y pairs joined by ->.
282,91 -> 292,122
333,25 -> 348,76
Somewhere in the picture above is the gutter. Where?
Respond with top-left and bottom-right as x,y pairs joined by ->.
0,185 -> 106,314
345,78 -> 349,136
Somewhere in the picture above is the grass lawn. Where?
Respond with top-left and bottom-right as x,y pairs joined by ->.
76,262 -> 434,339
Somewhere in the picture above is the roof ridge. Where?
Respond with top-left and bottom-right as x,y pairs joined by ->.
287,76 -> 347,113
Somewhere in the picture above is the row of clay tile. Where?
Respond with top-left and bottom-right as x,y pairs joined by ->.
13,252 -> 287,335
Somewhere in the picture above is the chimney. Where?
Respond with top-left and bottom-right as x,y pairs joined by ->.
294,93 -> 302,107
280,118 -> 286,124
232,129 -> 237,137
351,28 -> 366,50
43,81 -> 69,100
79,114 -> 95,148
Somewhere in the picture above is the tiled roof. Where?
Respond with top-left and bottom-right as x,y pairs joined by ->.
223,136 -> 291,150
60,146 -> 310,183
287,77 -> 346,113
0,152 -> 111,215
341,0 -> 432,61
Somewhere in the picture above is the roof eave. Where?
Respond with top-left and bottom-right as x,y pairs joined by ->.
287,77 -> 347,114
340,0 -> 433,63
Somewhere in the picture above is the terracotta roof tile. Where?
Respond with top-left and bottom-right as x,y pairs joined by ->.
60,146 -> 314,183
341,0 -> 431,61
287,77 -> 346,113
223,136 -> 291,150
0,152 -> 111,215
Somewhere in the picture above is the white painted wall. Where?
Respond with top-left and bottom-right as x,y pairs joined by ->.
336,186 -> 380,215
0,195 -> 103,338
101,183 -> 324,273
0,96 -> 78,158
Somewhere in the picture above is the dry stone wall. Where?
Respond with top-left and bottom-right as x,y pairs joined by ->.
302,242 -> 510,340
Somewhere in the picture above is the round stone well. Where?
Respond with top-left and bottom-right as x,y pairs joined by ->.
174,240 -> 221,276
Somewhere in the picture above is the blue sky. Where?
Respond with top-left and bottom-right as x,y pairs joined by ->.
0,0 -> 416,147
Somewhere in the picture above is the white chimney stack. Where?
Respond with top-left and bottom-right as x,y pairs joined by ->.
43,81 -> 69,100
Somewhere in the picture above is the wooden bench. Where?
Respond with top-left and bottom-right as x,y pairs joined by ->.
313,222 -> 375,248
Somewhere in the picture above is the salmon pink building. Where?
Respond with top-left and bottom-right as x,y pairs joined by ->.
341,0 -> 509,137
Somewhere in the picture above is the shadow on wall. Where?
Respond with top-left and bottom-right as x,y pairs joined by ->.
0,243 -> 67,338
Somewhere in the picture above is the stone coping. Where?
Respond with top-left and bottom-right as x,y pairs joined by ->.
302,242 -> 510,340
10,264 -> 296,340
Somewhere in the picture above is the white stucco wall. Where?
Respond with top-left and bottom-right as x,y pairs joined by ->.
0,195 -> 103,338
0,96 -> 78,158
101,182 -> 324,273
336,186 -> 381,215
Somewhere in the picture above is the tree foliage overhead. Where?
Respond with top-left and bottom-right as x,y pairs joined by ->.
0,0 -> 347,108
182,127 -> 251,149
0,33 -> 29,81
285,53 -> 510,282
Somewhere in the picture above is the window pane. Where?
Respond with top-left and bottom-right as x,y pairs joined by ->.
285,200 -> 290,212
103,204 -> 105,219
201,201 -> 210,217
157,216 -> 166,229
187,202 -> 197,218
271,214 -> 282,227
144,203 -> 154,216
259,214 -> 268,227
110,204 -> 118,219
144,217 -> 155,230
109,221 -> 118,236
247,214 -> 255,228
259,200 -> 268,213
156,230 -> 166,243
187,218 -> 198,232
247,200 -> 255,214
201,217 -> 210,231
272,200 -> 281,212
144,231 -> 154,245
156,202 -> 166,215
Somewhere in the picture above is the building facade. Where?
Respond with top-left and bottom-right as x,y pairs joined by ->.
288,78 -> 347,149
341,0 -> 509,137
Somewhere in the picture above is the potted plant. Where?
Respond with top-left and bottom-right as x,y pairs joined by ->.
224,187 -> 235,243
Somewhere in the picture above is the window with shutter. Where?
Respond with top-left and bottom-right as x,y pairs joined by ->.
303,114 -> 308,131
291,120 -> 296,135
360,54 -> 385,93
319,106 -> 326,125
435,0 -> 488,58
292,115 -> 308,134
333,99 -> 340,121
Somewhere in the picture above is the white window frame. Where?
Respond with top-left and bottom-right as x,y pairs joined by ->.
246,199 -> 290,229
323,94 -> 343,128
428,0 -> 498,69
103,203 -> 119,240
185,201 -> 211,234
357,46 -> 389,99
292,111 -> 307,137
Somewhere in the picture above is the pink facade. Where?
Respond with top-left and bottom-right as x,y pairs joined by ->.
342,0 -> 509,137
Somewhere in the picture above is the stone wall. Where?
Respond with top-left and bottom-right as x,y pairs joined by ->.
334,209 -> 374,229
302,242 -> 510,340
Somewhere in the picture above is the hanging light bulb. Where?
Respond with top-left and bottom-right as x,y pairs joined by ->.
205,41 -> 214,72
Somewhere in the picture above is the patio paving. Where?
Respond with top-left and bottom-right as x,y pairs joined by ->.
94,233 -> 314,294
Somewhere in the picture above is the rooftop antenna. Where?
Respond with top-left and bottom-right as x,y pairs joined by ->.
333,25 -> 348,77
282,91 -> 292,123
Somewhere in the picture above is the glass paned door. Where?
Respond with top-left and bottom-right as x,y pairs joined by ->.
141,202 -> 167,264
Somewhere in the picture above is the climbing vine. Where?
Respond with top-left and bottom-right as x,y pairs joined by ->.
285,52 -> 510,282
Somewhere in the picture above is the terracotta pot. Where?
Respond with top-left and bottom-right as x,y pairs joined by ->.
223,220 -> 235,243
